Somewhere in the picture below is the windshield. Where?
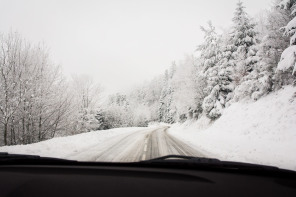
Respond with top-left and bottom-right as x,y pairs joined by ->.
0,0 -> 295,172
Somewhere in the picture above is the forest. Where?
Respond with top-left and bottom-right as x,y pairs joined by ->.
0,0 -> 295,146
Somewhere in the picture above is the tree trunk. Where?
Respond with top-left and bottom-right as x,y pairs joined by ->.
38,116 -> 42,141
4,123 -> 7,145
22,117 -> 25,144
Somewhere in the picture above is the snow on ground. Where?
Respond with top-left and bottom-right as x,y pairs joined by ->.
169,85 -> 296,171
0,127 -> 144,159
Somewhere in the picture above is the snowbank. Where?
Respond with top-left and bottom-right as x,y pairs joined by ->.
277,45 -> 296,73
0,127 -> 144,159
169,85 -> 296,171
148,122 -> 171,128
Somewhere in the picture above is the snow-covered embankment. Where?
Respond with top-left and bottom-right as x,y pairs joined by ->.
0,127 -> 144,159
169,85 -> 296,171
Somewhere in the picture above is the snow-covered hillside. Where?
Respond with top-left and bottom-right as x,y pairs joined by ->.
169,85 -> 296,171
0,127 -> 143,159
0,86 -> 295,170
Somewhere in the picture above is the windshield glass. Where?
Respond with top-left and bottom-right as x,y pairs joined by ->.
0,0 -> 295,172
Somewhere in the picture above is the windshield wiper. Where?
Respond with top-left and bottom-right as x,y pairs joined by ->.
140,155 -> 290,173
0,152 -> 76,164
1,152 -> 294,175
146,155 -> 220,163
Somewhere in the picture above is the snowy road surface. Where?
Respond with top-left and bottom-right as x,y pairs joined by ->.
67,126 -> 204,162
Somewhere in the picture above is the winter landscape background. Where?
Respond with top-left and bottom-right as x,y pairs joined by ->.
0,0 -> 296,169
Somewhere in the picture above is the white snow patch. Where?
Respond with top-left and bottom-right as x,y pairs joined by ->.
169,86 -> 296,171
285,17 -> 296,35
0,127 -> 144,159
277,45 -> 296,73
148,122 -> 171,128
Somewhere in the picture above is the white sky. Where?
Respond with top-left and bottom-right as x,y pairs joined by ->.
0,0 -> 273,94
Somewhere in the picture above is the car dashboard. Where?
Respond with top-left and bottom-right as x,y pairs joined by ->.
0,162 -> 296,197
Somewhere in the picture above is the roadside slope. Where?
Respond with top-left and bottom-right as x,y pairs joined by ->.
169,85 -> 296,171
0,127 -> 144,159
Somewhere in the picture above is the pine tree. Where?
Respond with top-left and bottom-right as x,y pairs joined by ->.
157,66 -> 177,123
235,0 -> 294,101
197,21 -> 220,73
252,4 -> 291,96
158,90 -> 165,122
216,34 -> 236,106
231,1 -> 258,82
158,71 -> 169,122
276,0 -> 296,84
229,1 -> 269,102
165,86 -> 175,124
197,22 -> 226,119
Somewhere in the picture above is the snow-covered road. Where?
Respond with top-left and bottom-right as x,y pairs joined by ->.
67,126 -> 204,162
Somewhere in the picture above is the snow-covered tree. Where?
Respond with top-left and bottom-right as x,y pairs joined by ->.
231,1 -> 258,82
103,93 -> 135,128
197,21 -> 220,74
70,75 -> 103,133
0,32 -> 72,145
233,1 -> 293,102
229,1 -> 270,102
196,21 -> 224,119
158,66 -> 176,123
253,3 -> 291,95
276,0 -> 296,84
170,56 -> 201,121
215,32 -> 236,106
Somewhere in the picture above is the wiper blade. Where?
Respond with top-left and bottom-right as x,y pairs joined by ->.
1,152 -> 294,175
0,152 -> 39,159
146,155 -> 220,163
141,155 -> 285,172
0,152 -> 76,164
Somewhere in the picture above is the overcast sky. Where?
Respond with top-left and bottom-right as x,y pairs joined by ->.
0,0 -> 273,94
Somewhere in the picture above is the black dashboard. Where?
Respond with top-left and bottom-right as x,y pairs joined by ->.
0,162 -> 296,197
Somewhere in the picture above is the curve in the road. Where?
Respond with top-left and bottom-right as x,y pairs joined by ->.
67,126 -> 205,162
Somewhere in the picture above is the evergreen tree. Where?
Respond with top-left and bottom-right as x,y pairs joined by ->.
231,1 -> 258,82
277,0 -> 296,84
234,0 -> 293,102
216,34 -> 236,106
165,87 -> 175,124
197,21 -> 220,74
229,1 -> 268,101
196,21 -> 223,119
252,4 -> 291,97
158,75 -> 175,123
158,89 -> 166,122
